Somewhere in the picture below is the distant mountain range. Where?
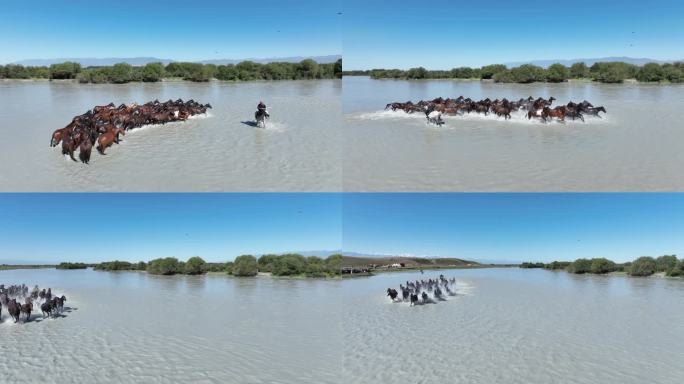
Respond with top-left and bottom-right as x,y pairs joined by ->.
504,57 -> 681,68
9,55 -> 342,67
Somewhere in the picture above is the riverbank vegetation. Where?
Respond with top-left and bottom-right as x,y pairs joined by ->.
89,253 -> 341,278
56,262 -> 89,269
521,255 -> 683,277
0,59 -> 342,84
346,61 -> 684,84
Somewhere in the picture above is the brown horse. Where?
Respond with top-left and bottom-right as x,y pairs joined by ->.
20,302 -> 32,322
97,132 -> 116,155
51,127 -> 72,147
542,106 -> 566,122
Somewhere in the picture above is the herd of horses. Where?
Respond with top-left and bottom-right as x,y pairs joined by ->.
385,96 -> 607,125
49,99 -> 212,164
0,284 -> 67,323
387,275 -> 458,306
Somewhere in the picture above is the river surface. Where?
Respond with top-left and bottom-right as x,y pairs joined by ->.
343,76 -> 684,191
342,268 -> 684,384
0,268 -> 341,384
3,268 -> 682,384
0,80 -> 341,192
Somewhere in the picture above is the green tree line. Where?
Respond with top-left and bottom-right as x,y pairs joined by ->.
0,59 -> 342,84
522,255 -> 684,277
91,253 -> 342,278
345,61 -> 684,84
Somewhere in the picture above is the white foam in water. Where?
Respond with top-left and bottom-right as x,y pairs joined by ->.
353,109 -> 612,128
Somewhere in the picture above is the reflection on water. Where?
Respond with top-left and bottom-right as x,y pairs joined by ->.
343,76 -> 684,191
0,80 -> 341,192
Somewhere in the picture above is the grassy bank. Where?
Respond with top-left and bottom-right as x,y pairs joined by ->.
0,264 -> 55,271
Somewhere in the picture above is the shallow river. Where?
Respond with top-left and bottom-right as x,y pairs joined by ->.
2,268 -> 682,383
343,76 -> 684,191
0,269 -> 342,383
342,268 -> 684,383
0,80 -> 341,192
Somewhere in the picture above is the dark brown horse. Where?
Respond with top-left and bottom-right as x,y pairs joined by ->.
20,302 -> 32,322
61,134 -> 80,161
8,299 -> 21,323
79,137 -> 93,164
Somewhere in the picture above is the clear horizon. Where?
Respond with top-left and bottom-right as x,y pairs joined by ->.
2,194 -> 683,264
0,0 -> 341,64
344,0 -> 684,70
0,194 -> 342,263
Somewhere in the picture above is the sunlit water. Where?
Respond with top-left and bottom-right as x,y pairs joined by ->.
0,80 -> 341,191
0,269 -> 342,383
3,268 -> 682,383
341,268 -> 684,384
343,76 -> 684,191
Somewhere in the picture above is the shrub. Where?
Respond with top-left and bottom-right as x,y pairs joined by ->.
257,254 -> 279,272
569,62 -> 590,78
666,260 -> 684,277
546,64 -> 569,82
406,67 -> 428,79
636,63 -> 664,82
655,255 -> 677,272
56,262 -> 88,269
49,61 -> 81,79
147,257 -> 181,275
271,253 -> 308,276
566,258 -> 592,274
109,63 -> 133,83
545,261 -> 571,270
520,262 -> 545,269
510,64 -> 546,83
590,258 -> 617,274
233,255 -> 258,276
184,256 -> 206,275
142,62 -> 164,82
629,257 -> 657,276
480,64 -> 507,79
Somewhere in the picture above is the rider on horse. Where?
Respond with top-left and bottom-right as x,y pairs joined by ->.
257,101 -> 269,118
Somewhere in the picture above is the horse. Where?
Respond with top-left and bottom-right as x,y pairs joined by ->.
20,302 -> 32,322
492,105 -> 512,120
61,135 -> 79,161
41,301 -> 53,318
585,106 -> 606,117
541,106 -> 566,122
410,293 -> 419,306
79,137 -> 93,164
8,299 -> 21,323
51,127 -> 72,147
426,112 -> 445,126
97,131 -> 116,155
255,109 -> 269,128
56,296 -> 66,313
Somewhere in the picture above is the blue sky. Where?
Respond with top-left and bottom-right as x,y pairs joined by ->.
344,0 -> 684,69
342,194 -> 684,263
0,194 -> 342,263
0,0 -> 341,64
2,193 -> 683,264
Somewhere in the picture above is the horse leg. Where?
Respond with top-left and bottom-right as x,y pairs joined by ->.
69,149 -> 77,162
